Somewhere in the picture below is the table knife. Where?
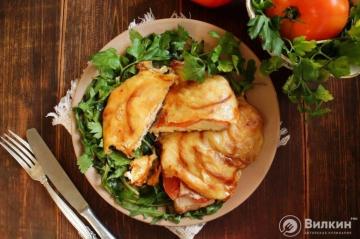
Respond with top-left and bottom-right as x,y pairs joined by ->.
26,128 -> 116,239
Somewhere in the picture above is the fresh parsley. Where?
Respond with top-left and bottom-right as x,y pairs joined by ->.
77,153 -> 93,173
248,0 -> 284,56
248,0 -> 360,117
90,48 -> 121,78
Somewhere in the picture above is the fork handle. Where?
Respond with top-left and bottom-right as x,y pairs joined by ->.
40,177 -> 97,239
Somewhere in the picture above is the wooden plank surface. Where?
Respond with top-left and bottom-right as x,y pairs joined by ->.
0,0 -> 61,238
306,76 -> 360,238
0,0 -> 359,238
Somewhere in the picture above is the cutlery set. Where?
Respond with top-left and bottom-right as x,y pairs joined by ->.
0,129 -> 116,239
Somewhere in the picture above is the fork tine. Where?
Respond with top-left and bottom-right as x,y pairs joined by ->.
0,136 -> 34,167
0,141 -> 31,171
8,130 -> 32,151
4,133 -> 36,164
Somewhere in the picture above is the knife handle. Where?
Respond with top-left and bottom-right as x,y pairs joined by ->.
80,207 -> 116,239
40,177 -> 97,239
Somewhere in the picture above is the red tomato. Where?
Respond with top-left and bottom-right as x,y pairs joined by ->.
266,0 -> 350,40
191,0 -> 232,8
163,177 -> 180,200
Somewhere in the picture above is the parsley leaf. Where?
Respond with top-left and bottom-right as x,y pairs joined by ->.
338,40 -> 360,65
108,151 -> 130,167
127,37 -> 145,60
231,55 -> 240,73
210,45 -> 222,63
244,59 -> 257,84
217,60 -> 234,72
248,15 -> 267,39
326,56 -> 350,78
282,58 -> 334,116
129,29 -> 143,41
260,55 -> 283,74
282,75 -> 297,95
248,14 -> 284,55
350,4 -> 360,25
314,84 -> 334,102
251,0 -> 273,11
77,153 -> 93,173
228,59 -> 256,94
348,20 -> 360,40
91,48 -> 121,77
87,122 -> 102,139
183,52 -> 206,82
292,36 -> 317,56
293,59 -> 321,82
218,32 -> 240,55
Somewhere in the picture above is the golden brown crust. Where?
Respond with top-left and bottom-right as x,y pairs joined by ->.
205,97 -> 264,168
103,63 -> 177,156
151,75 -> 239,133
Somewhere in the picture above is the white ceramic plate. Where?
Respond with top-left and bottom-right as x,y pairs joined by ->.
71,18 -> 280,226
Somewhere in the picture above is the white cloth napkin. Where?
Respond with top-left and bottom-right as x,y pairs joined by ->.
47,10 -> 290,239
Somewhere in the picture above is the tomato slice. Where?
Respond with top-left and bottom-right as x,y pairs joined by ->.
163,177 -> 180,200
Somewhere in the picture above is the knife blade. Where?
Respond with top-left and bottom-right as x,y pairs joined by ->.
26,128 -> 116,239
26,128 -> 88,213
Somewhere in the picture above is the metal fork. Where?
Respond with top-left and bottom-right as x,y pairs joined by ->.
0,130 -> 97,239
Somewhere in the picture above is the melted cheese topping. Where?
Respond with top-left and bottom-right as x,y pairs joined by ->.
103,65 -> 177,156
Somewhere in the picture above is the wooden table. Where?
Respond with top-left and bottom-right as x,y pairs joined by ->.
0,0 -> 359,238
